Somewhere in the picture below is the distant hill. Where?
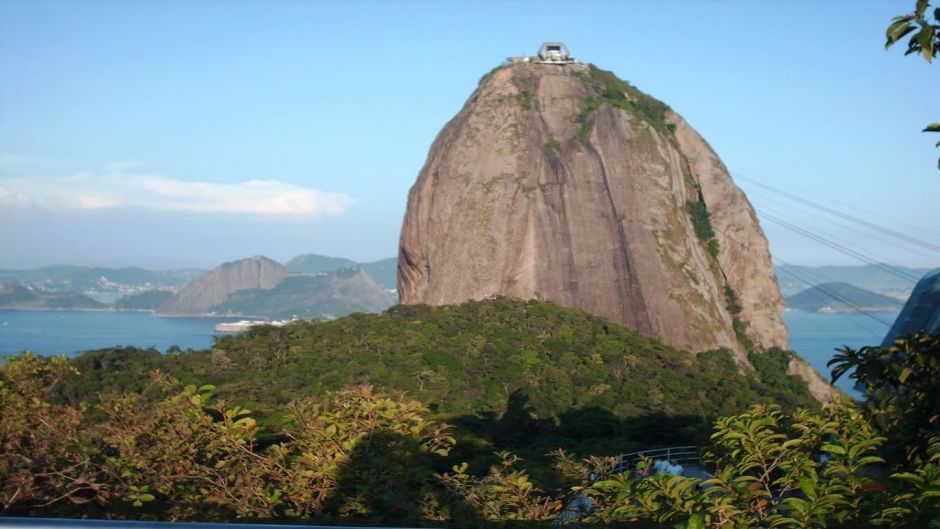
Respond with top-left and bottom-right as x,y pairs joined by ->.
112,290 -> 174,311
776,264 -> 932,299
157,256 -> 394,319
358,257 -> 397,290
286,254 -> 398,290
158,256 -> 288,315
285,254 -> 357,274
786,282 -> 904,313
0,265 -> 204,301
211,267 -> 395,319
0,282 -> 107,310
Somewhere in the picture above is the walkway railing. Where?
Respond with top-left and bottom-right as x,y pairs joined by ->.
609,445 -> 702,475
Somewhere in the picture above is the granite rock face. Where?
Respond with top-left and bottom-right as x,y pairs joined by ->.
398,62 -> 795,362
158,256 -> 288,315
882,268 -> 940,345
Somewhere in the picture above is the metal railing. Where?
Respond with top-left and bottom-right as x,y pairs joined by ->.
610,445 -> 702,475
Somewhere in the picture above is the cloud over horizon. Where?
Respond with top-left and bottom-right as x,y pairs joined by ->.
0,167 -> 354,218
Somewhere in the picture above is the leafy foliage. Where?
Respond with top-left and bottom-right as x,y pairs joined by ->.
886,0 -> 939,62
59,299 -> 817,422
829,332 -> 940,463
5,338 -> 940,527
0,354 -> 98,513
586,404 -> 901,529
441,452 -> 562,522
2,357 -> 456,524
885,0 -> 940,169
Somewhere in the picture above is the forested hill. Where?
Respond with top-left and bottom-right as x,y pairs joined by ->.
786,282 -> 903,313
63,298 -> 817,422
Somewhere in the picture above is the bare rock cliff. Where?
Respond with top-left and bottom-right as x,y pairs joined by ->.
158,256 -> 287,315
402,63 -> 792,354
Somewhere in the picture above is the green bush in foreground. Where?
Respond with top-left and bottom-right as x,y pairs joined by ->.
4,336 -> 940,527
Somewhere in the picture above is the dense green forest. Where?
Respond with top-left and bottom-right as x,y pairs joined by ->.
3,299 -> 938,527
2,326 -> 938,527
60,299 -> 816,420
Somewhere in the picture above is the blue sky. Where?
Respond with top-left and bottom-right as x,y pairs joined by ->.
0,0 -> 937,270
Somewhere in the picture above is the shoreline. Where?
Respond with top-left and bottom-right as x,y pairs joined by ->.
785,307 -> 902,315
0,307 -> 254,318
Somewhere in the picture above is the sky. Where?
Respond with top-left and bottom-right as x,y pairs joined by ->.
0,0 -> 938,270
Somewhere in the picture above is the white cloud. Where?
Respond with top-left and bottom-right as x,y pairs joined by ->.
0,167 -> 353,218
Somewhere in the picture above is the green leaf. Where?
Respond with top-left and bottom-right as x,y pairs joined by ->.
821,443 -> 846,455
686,513 -> 705,529
798,477 -> 818,501
924,123 -> 940,132
887,21 -> 917,47
899,367 -> 913,383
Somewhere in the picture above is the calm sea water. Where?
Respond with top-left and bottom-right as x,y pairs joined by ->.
0,309 -> 896,399
783,310 -> 898,399
0,310 -> 241,356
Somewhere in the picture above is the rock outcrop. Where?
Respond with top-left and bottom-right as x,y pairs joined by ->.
398,62 -> 789,364
158,256 -> 287,315
882,268 -> 940,345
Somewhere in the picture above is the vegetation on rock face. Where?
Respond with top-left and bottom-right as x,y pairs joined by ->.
749,348 -> 807,397
517,89 -> 532,111
687,201 -> 721,259
575,65 -> 674,139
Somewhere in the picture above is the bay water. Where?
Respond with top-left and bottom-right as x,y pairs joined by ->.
0,310 -> 241,356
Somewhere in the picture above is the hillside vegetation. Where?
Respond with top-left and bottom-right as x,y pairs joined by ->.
211,269 -> 394,319
112,290 -> 173,311
4,331 -> 937,527
0,282 -> 106,310
786,282 -> 902,313
63,298 -> 816,421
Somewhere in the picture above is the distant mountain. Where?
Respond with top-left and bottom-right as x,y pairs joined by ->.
0,265 -> 205,301
286,254 -> 398,290
0,282 -> 107,310
158,256 -> 288,315
211,267 -> 395,319
776,264 -> 932,299
285,254 -> 357,274
785,282 -> 904,313
358,258 -> 397,290
112,290 -> 174,311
